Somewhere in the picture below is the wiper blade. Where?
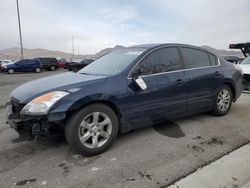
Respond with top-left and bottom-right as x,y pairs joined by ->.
79,72 -> 91,75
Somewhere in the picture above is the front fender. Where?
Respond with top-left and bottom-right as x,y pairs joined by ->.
49,93 -> 124,116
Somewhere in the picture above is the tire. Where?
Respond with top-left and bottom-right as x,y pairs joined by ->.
50,66 -> 56,71
72,67 -> 78,72
212,85 -> 233,116
65,104 -> 119,156
8,69 -> 14,74
67,66 -> 72,71
35,67 -> 41,73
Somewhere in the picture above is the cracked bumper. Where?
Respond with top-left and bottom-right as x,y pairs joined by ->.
6,102 -> 66,138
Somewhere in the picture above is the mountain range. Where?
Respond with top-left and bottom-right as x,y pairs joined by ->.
0,45 -> 243,60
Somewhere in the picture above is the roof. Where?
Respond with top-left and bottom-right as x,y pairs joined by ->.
127,43 -> 217,56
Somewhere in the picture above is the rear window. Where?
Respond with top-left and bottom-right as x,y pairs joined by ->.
208,54 -> 218,66
181,47 -> 210,69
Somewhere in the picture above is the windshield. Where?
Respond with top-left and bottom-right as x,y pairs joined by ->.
1,61 -> 12,65
78,48 -> 146,76
241,56 -> 250,65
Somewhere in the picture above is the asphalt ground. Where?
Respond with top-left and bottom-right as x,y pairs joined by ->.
0,69 -> 250,188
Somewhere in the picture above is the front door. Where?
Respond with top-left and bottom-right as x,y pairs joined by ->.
127,46 -> 187,125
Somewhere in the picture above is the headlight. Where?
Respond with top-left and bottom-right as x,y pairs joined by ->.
21,91 -> 69,115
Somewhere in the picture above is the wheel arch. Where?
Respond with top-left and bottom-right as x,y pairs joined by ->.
82,100 -> 122,118
63,99 -> 123,133
66,98 -> 123,120
7,67 -> 15,72
223,81 -> 236,101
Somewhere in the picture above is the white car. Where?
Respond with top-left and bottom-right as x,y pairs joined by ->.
238,56 -> 250,90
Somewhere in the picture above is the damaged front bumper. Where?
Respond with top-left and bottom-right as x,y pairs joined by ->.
6,101 -> 66,140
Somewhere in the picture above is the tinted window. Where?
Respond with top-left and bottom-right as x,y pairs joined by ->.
134,47 -> 181,76
27,60 -> 35,64
209,54 -> 218,66
182,48 -> 210,68
16,60 -> 26,65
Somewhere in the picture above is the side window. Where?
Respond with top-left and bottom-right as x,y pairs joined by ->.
36,60 -> 41,64
29,60 -> 38,65
181,48 -> 210,69
50,59 -> 57,64
208,53 -> 218,66
16,60 -> 24,65
134,47 -> 181,76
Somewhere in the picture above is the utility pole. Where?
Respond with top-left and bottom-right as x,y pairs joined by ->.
72,37 -> 75,58
78,45 -> 79,58
16,0 -> 24,59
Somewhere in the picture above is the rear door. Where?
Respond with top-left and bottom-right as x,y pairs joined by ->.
180,47 -> 222,112
26,60 -> 36,71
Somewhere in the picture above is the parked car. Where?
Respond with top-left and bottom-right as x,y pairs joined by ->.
57,57 -> 67,69
67,59 -> 95,72
1,59 -> 42,74
7,44 -> 243,156
35,57 -> 59,71
223,56 -> 243,64
238,56 -> 250,91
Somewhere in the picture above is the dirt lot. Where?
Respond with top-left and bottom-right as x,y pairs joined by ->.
0,70 -> 250,188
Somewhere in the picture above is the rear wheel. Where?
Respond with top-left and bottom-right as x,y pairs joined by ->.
212,85 -> 233,116
72,66 -> 78,72
50,66 -> 56,71
65,104 -> 119,156
35,67 -> 41,73
8,69 -> 14,74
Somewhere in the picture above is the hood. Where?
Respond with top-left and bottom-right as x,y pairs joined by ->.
4,62 -> 14,66
238,64 -> 250,74
11,72 -> 107,103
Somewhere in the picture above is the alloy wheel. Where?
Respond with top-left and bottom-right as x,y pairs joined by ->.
78,112 -> 112,149
8,69 -> 14,74
35,68 -> 41,73
217,89 -> 231,112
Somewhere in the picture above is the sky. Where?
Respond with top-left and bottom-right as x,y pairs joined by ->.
0,0 -> 250,54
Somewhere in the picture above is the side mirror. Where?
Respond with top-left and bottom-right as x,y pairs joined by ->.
134,77 -> 147,91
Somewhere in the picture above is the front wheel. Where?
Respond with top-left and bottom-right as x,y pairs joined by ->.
65,104 -> 119,156
212,85 -> 233,116
8,69 -> 14,74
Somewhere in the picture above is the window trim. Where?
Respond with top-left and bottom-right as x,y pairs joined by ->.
127,45 -> 220,79
208,53 -> 218,66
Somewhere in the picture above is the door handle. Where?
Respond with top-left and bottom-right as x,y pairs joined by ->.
176,79 -> 184,86
214,71 -> 220,77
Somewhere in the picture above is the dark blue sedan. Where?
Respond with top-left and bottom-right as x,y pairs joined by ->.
1,59 -> 42,74
7,44 -> 243,155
